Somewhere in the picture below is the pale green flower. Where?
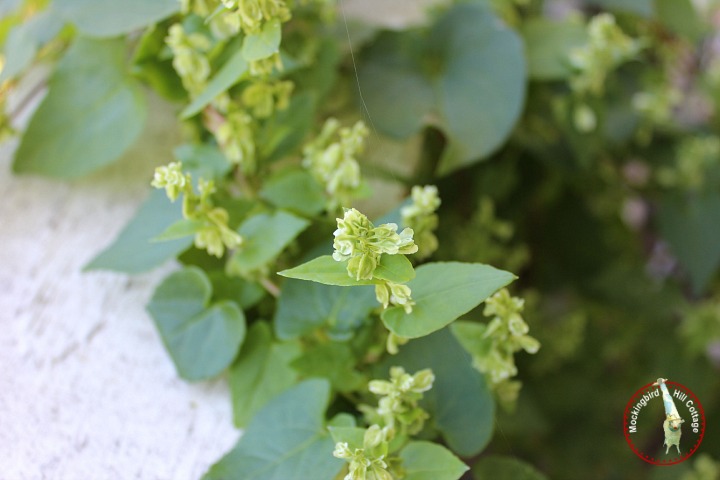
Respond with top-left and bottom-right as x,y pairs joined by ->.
151,162 -> 190,201
332,208 -> 417,281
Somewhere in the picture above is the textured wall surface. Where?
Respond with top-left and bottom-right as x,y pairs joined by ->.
0,90 -> 239,479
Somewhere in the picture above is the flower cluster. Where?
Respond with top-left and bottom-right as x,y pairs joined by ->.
475,289 -> 540,385
333,208 -> 417,281
151,162 -> 190,202
221,0 -> 291,35
361,367 -> 434,437
401,185 -> 441,260
151,163 -> 242,257
241,79 -> 294,118
181,0 -> 241,38
333,425 -> 393,480
303,119 -> 369,209
569,14 -> 642,96
165,24 -> 212,96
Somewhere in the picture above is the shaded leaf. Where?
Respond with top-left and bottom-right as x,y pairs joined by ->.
358,4 -> 526,175
204,379 -> 343,480
13,37 -> 146,178
381,328 -> 495,457
85,189 -> 193,273
291,342 -> 365,392
0,8 -> 63,82
656,191 -> 720,294
228,322 -> 300,427
174,143 -> 233,184
382,262 -> 516,338
274,280 -> 376,341
147,267 -> 246,381
227,210 -> 310,276
242,19 -> 281,62
260,168 -> 326,216
55,0 -> 179,37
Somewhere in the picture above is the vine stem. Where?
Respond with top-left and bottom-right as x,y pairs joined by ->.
260,277 -> 281,298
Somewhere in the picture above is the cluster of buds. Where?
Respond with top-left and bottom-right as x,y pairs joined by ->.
333,425 -> 393,480
361,367 -> 435,437
151,163 -> 242,257
401,185 -> 441,260
181,0 -> 241,38
569,14 -> 642,96
241,79 -> 294,118
221,0 -> 291,35
333,208 -> 417,278
165,24 -> 212,96
474,289 -> 540,385
303,119 -> 369,209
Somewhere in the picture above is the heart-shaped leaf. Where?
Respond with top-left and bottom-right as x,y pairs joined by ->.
381,262 -> 516,338
358,3 -> 526,175
204,379 -> 343,480
229,323 -> 300,427
147,267 -> 246,381
13,37 -> 146,178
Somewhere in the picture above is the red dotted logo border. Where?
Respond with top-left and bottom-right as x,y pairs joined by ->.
623,381 -> 705,465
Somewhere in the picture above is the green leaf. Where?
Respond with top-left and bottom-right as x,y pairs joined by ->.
228,322 -> 301,427
655,0 -> 706,42
242,19 -> 281,62
373,254 -> 415,284
400,441 -> 468,480
291,342 -> 365,392
208,271 -> 265,309
153,219 -> 205,242
204,379 -> 343,480
174,143 -> 233,184
521,18 -> 588,81
358,3 -> 526,175
382,328 -> 495,457
260,168 -> 326,216
0,8 -> 63,82
381,262 -> 516,338
450,321 -> 492,360
147,267 -> 246,381
472,455 -> 547,480
656,191 -> 720,294
85,189 -> 193,273
278,255 -> 377,286
274,280 -> 376,341
55,0 -> 179,37
328,425 -> 365,450
278,254 -> 414,288
227,210 -> 310,276
181,49 -> 249,118
13,37 -> 147,178
258,93 -> 316,162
